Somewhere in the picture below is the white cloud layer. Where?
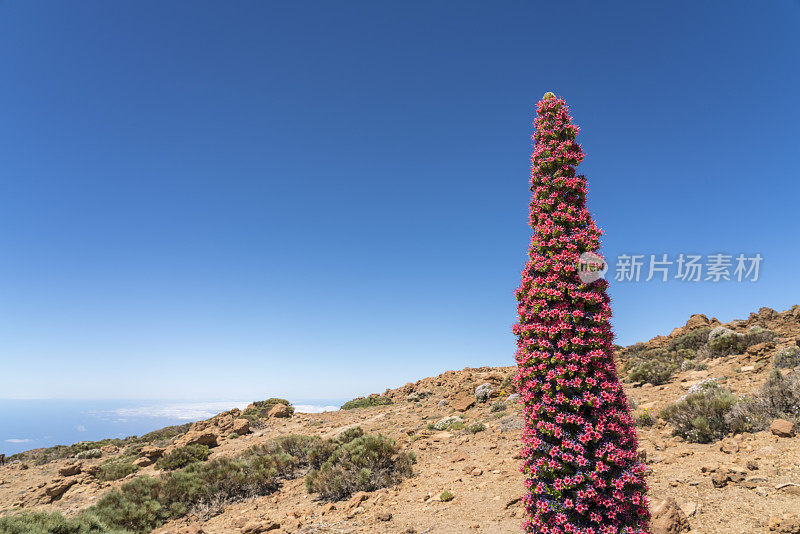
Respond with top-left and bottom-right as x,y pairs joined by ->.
111,401 -> 251,421
293,404 -> 340,413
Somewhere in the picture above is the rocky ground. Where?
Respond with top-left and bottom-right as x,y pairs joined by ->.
1,305 -> 799,534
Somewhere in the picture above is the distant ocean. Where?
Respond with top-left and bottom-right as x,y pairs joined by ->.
0,399 -> 346,456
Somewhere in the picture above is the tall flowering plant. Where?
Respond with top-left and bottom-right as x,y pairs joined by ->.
513,93 -> 650,534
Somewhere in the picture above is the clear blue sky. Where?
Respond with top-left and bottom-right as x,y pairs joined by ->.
1,2 -> 798,400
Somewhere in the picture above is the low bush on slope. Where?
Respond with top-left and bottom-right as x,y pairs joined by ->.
341,395 -> 393,410
660,371 -> 800,442
0,427 -> 414,533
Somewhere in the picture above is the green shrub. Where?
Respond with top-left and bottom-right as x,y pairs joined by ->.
634,410 -> 656,427
155,444 -> 210,471
727,370 -> 800,433
76,449 -> 103,459
134,423 -> 192,445
659,380 -> 739,442
340,396 -> 393,410
89,476 -> 166,532
439,490 -> 454,502
432,416 -> 464,431
668,327 -> 712,352
468,422 -> 485,433
304,430 -> 414,500
0,432 -> 345,533
87,446 -> 296,532
6,423 -> 193,466
8,438 -> 129,466
707,326 -> 775,357
490,401 -> 507,412
241,398 -> 295,425
98,458 -> 140,481
626,348 -> 681,385
0,511 -> 123,534
775,347 -> 800,369
499,374 -> 515,392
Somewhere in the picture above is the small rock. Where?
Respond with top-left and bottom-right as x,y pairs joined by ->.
471,468 -> 483,476
711,471 -> 728,488
650,497 -> 690,534
719,438 -> 740,454
771,419 -> 796,438
680,501 -> 698,517
377,512 -> 392,521
347,491 -> 369,510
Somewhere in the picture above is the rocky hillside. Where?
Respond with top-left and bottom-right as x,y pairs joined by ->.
1,305 -> 799,534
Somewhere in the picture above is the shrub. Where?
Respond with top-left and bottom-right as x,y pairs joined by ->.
474,383 -> 493,403
406,390 -> 432,402
439,490 -> 454,502
241,398 -> 294,425
659,380 -> 739,442
432,416 -> 464,431
134,423 -> 192,445
155,444 -> 210,471
727,370 -> 800,433
634,410 -> 656,427
304,431 -> 414,500
626,348 -> 681,385
97,458 -> 139,481
490,401 -> 507,412
0,511 -> 121,534
468,422 -> 485,433
775,347 -> 800,369
668,327 -> 712,352
0,432 -> 344,533
76,449 -> 103,459
707,326 -> 775,357
499,373 -> 515,393
340,396 -> 393,410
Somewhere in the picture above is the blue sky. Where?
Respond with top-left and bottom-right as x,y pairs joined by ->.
1,2 -> 798,400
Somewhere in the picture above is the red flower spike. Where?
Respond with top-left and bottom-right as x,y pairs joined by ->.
514,93 -> 650,533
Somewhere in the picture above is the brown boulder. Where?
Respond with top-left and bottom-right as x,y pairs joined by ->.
140,445 -> 165,460
650,498 -> 690,533
133,456 -> 154,468
759,307 -> 778,319
180,430 -> 220,448
233,418 -> 251,435
452,391 -> 475,412
83,464 -> 102,476
268,404 -> 292,418
58,463 -> 82,477
771,419 -> 796,438
685,314 -> 710,329
45,479 -> 78,500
